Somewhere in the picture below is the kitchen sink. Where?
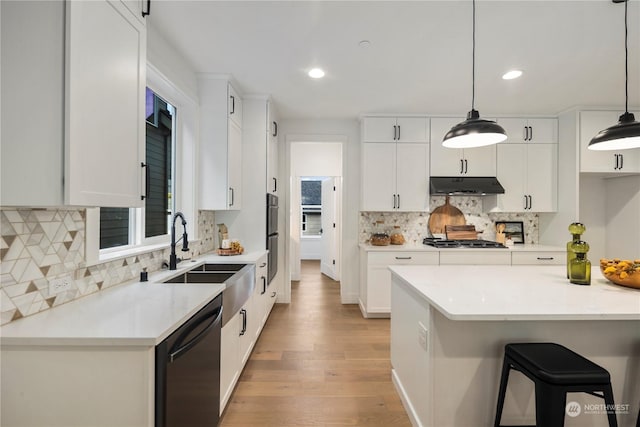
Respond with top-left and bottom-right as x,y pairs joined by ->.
163,271 -> 235,284
163,263 -> 256,327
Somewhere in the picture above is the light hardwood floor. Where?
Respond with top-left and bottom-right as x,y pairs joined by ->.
219,260 -> 412,427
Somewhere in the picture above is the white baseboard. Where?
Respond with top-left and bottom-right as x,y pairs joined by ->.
392,368 -> 422,427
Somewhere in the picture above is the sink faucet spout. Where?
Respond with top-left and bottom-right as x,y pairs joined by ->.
170,212 -> 189,270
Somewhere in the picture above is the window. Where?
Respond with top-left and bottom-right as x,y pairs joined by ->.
301,179 -> 322,237
99,88 -> 176,251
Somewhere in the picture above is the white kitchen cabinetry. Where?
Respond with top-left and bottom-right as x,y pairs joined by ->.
219,257 -> 276,414
579,111 -> 640,173
430,118 -> 497,176
267,102 -> 279,195
359,250 -> 439,317
511,251 -> 564,265
199,77 -> 243,210
488,143 -> 557,212
498,118 -> 558,144
439,251 -> 511,265
362,116 -> 429,143
1,0 -> 146,207
361,142 -> 429,211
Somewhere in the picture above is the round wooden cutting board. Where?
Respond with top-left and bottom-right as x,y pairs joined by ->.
428,196 -> 466,235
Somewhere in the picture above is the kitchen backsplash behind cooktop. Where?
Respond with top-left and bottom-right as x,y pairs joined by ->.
359,195 -> 539,245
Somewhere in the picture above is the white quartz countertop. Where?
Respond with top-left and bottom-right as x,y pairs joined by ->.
0,250 -> 268,347
389,265 -> 640,321
360,243 -> 563,252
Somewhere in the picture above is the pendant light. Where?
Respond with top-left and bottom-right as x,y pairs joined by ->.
588,0 -> 640,151
443,0 -> 507,148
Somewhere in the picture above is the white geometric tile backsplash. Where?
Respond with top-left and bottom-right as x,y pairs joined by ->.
359,195 -> 539,245
0,209 -> 216,325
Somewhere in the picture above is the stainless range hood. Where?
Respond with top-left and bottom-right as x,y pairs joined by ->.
430,177 -> 505,195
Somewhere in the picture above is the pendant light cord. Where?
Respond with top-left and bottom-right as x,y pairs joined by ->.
624,0 -> 629,114
471,0 -> 476,111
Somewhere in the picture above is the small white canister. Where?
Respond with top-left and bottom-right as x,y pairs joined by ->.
221,239 -> 231,249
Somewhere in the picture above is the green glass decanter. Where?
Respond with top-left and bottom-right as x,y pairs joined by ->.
566,222 -> 586,278
569,240 -> 591,286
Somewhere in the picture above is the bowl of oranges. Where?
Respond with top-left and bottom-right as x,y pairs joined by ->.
600,259 -> 640,289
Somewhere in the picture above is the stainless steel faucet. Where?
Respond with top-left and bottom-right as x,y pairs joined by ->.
169,212 -> 189,270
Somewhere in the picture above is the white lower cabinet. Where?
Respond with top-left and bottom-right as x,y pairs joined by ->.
511,251 -> 564,265
219,255 -> 275,414
439,251 -> 511,265
359,251 -> 439,317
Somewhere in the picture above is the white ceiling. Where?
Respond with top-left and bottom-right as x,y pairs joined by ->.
149,0 -> 640,120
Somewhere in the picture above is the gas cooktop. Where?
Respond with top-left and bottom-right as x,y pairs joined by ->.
423,238 -> 506,248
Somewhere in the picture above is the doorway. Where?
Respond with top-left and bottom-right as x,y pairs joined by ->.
287,139 -> 343,301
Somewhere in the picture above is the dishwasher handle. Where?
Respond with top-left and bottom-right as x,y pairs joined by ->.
168,306 -> 223,363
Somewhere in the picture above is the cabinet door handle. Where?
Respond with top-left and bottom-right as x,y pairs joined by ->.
528,126 -> 533,141
397,194 -> 400,210
393,125 -> 397,140
528,195 -> 532,210
523,126 -> 528,141
271,292 -> 276,298
259,262 -> 267,268
141,162 -> 150,200
142,0 -> 151,17
392,194 -> 396,209
229,187 -> 234,206
460,159 -> 464,174
619,154 -> 623,170
464,159 -> 468,174
523,195 -> 528,210
272,121 -> 278,137
395,256 -> 412,260
261,276 -> 267,295
537,257 -> 554,260
273,177 -> 277,193
239,309 -> 247,336
397,125 -> 401,140
230,95 -> 235,115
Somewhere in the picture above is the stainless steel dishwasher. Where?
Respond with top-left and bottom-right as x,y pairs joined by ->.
155,293 -> 223,427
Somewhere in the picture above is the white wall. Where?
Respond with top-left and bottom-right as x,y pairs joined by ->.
300,237 -> 322,260
605,175 -> 640,260
281,119 -> 360,304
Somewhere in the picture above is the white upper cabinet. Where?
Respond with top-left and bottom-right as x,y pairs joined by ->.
267,102 -> 279,195
199,78 -> 243,210
579,111 -> 640,173
498,118 -> 558,144
1,0 -> 146,207
362,116 -> 429,143
361,142 -> 429,212
228,83 -> 243,128
489,143 -> 557,212
430,117 -> 496,176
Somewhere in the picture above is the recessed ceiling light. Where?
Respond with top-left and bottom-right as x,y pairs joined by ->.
502,70 -> 523,80
308,68 -> 325,79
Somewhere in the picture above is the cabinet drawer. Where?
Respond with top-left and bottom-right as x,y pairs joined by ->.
439,251 -> 511,265
511,251 -> 564,265
368,251 -> 439,266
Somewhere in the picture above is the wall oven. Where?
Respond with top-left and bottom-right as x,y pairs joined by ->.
266,194 -> 278,284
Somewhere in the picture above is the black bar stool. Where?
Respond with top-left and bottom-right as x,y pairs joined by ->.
494,342 -> 617,427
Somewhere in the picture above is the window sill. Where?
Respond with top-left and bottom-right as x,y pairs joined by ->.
89,243 -> 170,267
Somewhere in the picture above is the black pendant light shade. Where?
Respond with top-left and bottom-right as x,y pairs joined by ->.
589,0 -> 640,151
443,109 -> 508,148
589,112 -> 640,150
442,0 -> 507,149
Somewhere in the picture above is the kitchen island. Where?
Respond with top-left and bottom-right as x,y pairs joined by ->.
390,265 -> 640,427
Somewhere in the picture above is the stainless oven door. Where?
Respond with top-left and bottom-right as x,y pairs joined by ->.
267,233 -> 278,284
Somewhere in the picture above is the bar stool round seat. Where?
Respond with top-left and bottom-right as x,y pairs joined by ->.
494,342 -> 617,427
